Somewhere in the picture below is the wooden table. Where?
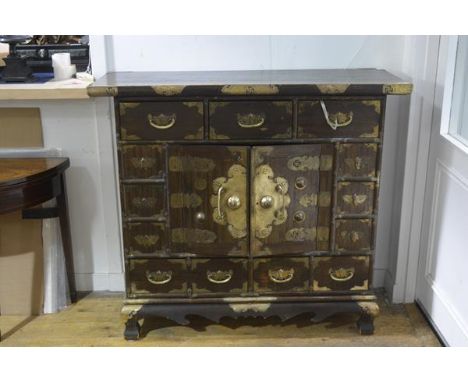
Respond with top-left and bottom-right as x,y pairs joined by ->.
0,158 -> 76,305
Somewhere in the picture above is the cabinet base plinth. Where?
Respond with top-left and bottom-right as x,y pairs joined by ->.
121,299 -> 379,340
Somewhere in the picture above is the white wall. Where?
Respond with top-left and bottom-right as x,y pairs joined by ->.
89,35 -> 412,292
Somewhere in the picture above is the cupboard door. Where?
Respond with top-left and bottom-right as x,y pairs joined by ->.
251,144 -> 334,256
168,145 -> 248,256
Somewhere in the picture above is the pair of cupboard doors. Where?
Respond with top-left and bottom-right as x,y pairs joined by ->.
167,143 -> 336,257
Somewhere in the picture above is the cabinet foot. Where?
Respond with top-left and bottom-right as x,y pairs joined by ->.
124,317 -> 141,341
357,313 -> 374,335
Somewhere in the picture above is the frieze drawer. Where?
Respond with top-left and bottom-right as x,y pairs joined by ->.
312,256 -> 370,292
298,99 -> 381,139
128,258 -> 188,297
253,257 -> 310,294
119,144 -> 165,180
123,222 -> 167,257
209,101 -> 293,140
119,101 -> 204,141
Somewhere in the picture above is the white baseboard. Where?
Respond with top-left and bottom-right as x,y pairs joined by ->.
75,272 -> 125,292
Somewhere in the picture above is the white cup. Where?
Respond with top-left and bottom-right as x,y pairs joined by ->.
51,53 -> 71,67
53,64 -> 76,81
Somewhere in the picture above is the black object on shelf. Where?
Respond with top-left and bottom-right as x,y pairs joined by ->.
0,35 -> 35,82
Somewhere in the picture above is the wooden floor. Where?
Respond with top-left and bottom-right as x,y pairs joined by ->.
0,292 -> 441,346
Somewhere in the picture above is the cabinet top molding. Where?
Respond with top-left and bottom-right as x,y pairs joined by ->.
88,69 -> 412,98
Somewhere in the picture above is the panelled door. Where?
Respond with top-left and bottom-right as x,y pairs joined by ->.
251,144 -> 334,255
168,144 -> 334,256
168,145 -> 248,256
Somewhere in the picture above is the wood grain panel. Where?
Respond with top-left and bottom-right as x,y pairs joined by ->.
119,101 -> 203,140
209,101 -> 292,140
298,99 -> 381,139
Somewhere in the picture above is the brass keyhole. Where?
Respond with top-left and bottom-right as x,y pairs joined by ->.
227,195 -> 241,210
260,195 -> 274,209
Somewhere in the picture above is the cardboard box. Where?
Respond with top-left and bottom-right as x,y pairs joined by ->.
0,107 -> 44,316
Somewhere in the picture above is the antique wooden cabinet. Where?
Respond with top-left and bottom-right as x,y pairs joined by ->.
88,69 -> 412,340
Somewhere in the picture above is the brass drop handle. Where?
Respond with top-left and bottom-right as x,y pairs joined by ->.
329,267 -> 355,282
260,195 -> 274,209
268,268 -> 294,283
147,113 -> 176,129
275,184 -> 286,219
320,101 -> 353,130
146,270 -> 172,285
236,113 -> 265,128
227,194 -> 241,210
207,270 -> 233,284
216,186 -> 225,220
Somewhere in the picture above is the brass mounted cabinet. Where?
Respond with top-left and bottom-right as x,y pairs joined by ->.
88,69 -> 412,340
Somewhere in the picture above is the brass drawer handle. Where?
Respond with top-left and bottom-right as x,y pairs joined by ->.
268,268 -> 294,283
236,113 -> 265,128
146,270 -> 172,285
207,270 -> 233,284
147,113 -> 176,129
329,267 -> 355,282
320,101 -> 353,130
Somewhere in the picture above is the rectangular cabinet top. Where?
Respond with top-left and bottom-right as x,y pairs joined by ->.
87,69 -> 412,97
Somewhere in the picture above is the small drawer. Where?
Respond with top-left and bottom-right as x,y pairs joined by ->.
312,256 -> 370,292
335,219 -> 373,252
336,182 -> 375,216
122,184 -> 166,219
119,101 -> 204,141
253,257 -> 309,294
298,99 -> 381,139
336,143 -> 378,178
119,144 -> 165,180
128,258 -> 188,296
123,222 -> 167,257
209,101 -> 292,140
191,258 -> 248,296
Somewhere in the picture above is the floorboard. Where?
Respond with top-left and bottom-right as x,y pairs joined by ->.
0,292 -> 441,347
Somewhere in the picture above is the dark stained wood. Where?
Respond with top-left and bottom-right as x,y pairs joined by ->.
209,101 -> 292,140
251,144 -> 333,256
121,184 -> 166,219
167,145 -> 248,257
336,143 -> 378,178
336,181 -> 375,216
88,69 -> 412,98
128,258 -> 188,297
253,257 -> 310,294
297,99 -> 382,139
103,70 -> 411,339
312,256 -> 370,292
119,144 -> 166,180
335,219 -> 373,252
119,101 -> 203,141
0,158 -> 68,186
123,222 -> 167,257
191,258 -> 248,296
